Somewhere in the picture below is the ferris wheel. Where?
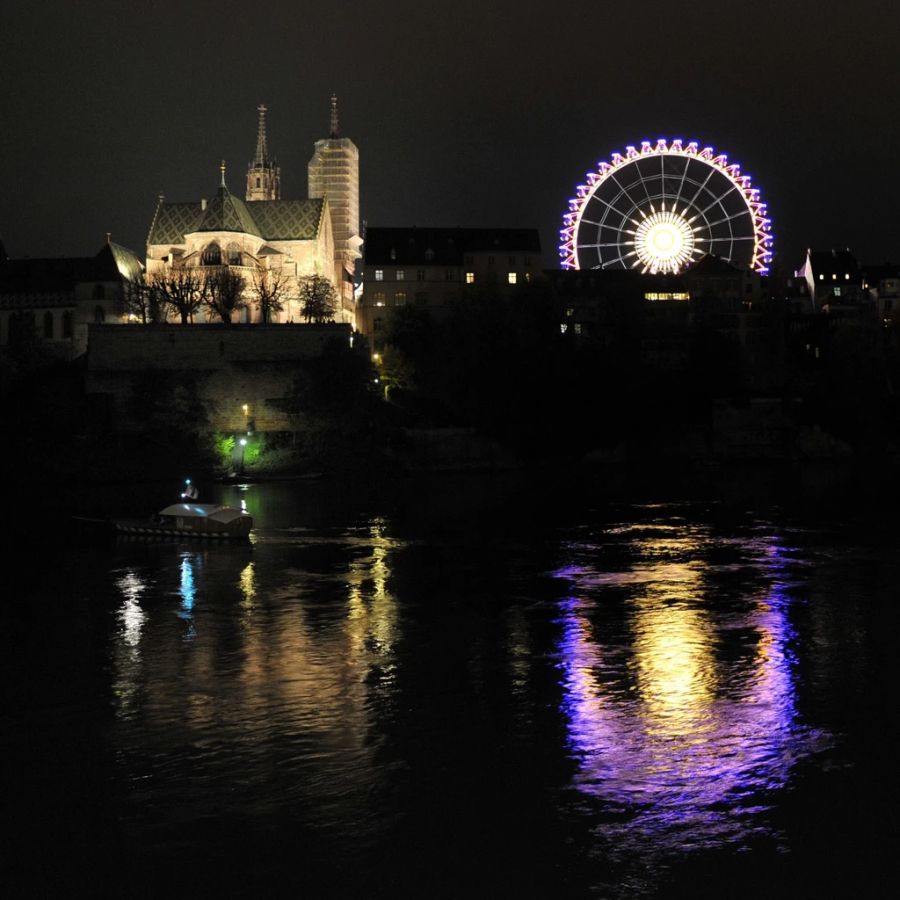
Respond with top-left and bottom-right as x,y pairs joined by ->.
560,139 -> 772,275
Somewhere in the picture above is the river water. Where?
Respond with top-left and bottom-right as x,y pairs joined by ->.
3,470 -> 897,897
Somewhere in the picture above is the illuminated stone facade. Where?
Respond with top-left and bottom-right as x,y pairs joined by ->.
146,101 -> 360,325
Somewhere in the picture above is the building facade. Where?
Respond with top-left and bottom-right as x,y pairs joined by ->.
357,226 -> 542,347
0,239 -> 143,357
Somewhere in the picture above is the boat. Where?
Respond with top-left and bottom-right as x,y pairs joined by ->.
112,503 -> 253,540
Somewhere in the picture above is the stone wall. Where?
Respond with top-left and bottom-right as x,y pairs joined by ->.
86,323 -> 353,432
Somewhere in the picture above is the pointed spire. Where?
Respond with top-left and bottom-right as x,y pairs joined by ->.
329,94 -> 340,139
254,104 -> 269,165
220,159 -> 227,188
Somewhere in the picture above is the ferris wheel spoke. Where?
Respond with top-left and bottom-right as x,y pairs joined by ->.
607,171 -> 646,217
690,183 -> 740,222
673,158 -> 691,210
704,208 -> 752,229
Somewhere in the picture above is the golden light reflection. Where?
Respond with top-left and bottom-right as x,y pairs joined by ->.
555,520 -> 806,851
239,561 -> 256,604
346,516 -> 398,660
630,559 -> 715,735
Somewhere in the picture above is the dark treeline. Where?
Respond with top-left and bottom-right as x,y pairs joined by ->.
377,280 -> 900,463
4,279 -> 900,493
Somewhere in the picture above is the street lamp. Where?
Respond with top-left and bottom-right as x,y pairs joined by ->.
239,437 -> 247,474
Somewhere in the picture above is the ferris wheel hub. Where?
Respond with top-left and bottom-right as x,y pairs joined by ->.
634,211 -> 694,273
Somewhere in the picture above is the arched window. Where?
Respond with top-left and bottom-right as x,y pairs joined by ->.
93,283 -> 105,299
62,311 -> 73,339
201,243 -> 222,266
226,243 -> 242,266
43,311 -> 54,339
94,305 -> 106,324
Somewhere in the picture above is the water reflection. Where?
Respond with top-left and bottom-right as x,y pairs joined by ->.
555,515 -> 821,858
105,514 -> 405,835
178,552 -> 198,639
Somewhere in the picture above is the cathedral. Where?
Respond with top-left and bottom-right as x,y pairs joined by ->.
146,98 -> 361,324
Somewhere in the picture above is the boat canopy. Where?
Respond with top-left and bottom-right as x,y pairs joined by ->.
158,503 -> 250,524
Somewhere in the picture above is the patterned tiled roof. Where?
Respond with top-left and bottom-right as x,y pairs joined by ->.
147,194 -> 325,246
247,199 -> 324,241
197,188 -> 261,236
148,201 -> 202,246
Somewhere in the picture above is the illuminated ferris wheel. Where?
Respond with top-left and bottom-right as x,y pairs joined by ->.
560,139 -> 773,275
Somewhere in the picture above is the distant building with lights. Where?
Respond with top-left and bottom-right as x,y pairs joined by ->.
795,248 -> 863,311
358,226 -> 542,347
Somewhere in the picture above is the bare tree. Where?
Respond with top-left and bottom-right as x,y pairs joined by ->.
252,266 -> 292,324
123,277 -> 160,324
299,274 -> 337,324
149,268 -> 207,324
204,268 -> 248,324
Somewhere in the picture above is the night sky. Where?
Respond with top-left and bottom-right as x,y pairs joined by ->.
1,0 -> 898,271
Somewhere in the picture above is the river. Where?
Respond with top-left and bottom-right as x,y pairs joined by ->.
3,468 -> 897,897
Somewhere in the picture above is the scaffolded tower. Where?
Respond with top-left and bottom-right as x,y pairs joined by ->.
308,95 -> 361,304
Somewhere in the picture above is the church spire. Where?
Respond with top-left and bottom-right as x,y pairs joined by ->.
254,104 -> 269,165
245,104 -> 281,201
330,94 -> 340,139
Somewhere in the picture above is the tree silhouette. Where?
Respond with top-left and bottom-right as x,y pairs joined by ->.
299,275 -> 337,323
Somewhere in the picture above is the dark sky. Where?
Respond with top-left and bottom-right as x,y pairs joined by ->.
1,0 -> 898,271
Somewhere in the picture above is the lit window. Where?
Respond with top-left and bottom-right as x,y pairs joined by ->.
845,273 -> 850,280
832,273 -> 837,280
819,274 -> 824,281
396,270 -> 405,281
375,269 -> 384,281
508,272 -> 517,284
566,307 -> 574,317
574,323 -> 582,335
395,291 -> 407,306
560,323 -> 568,334
524,273 -> 531,283
834,287 -> 841,297
373,291 -> 386,307
466,272 -> 475,284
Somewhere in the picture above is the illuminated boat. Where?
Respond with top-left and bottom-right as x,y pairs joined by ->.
114,503 -> 253,540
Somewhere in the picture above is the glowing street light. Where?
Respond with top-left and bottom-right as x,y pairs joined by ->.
239,437 -> 247,474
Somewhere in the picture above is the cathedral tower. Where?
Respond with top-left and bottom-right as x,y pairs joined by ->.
246,105 -> 281,201
308,95 -> 361,303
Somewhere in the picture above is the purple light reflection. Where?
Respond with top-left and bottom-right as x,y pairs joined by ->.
554,526 -> 821,857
